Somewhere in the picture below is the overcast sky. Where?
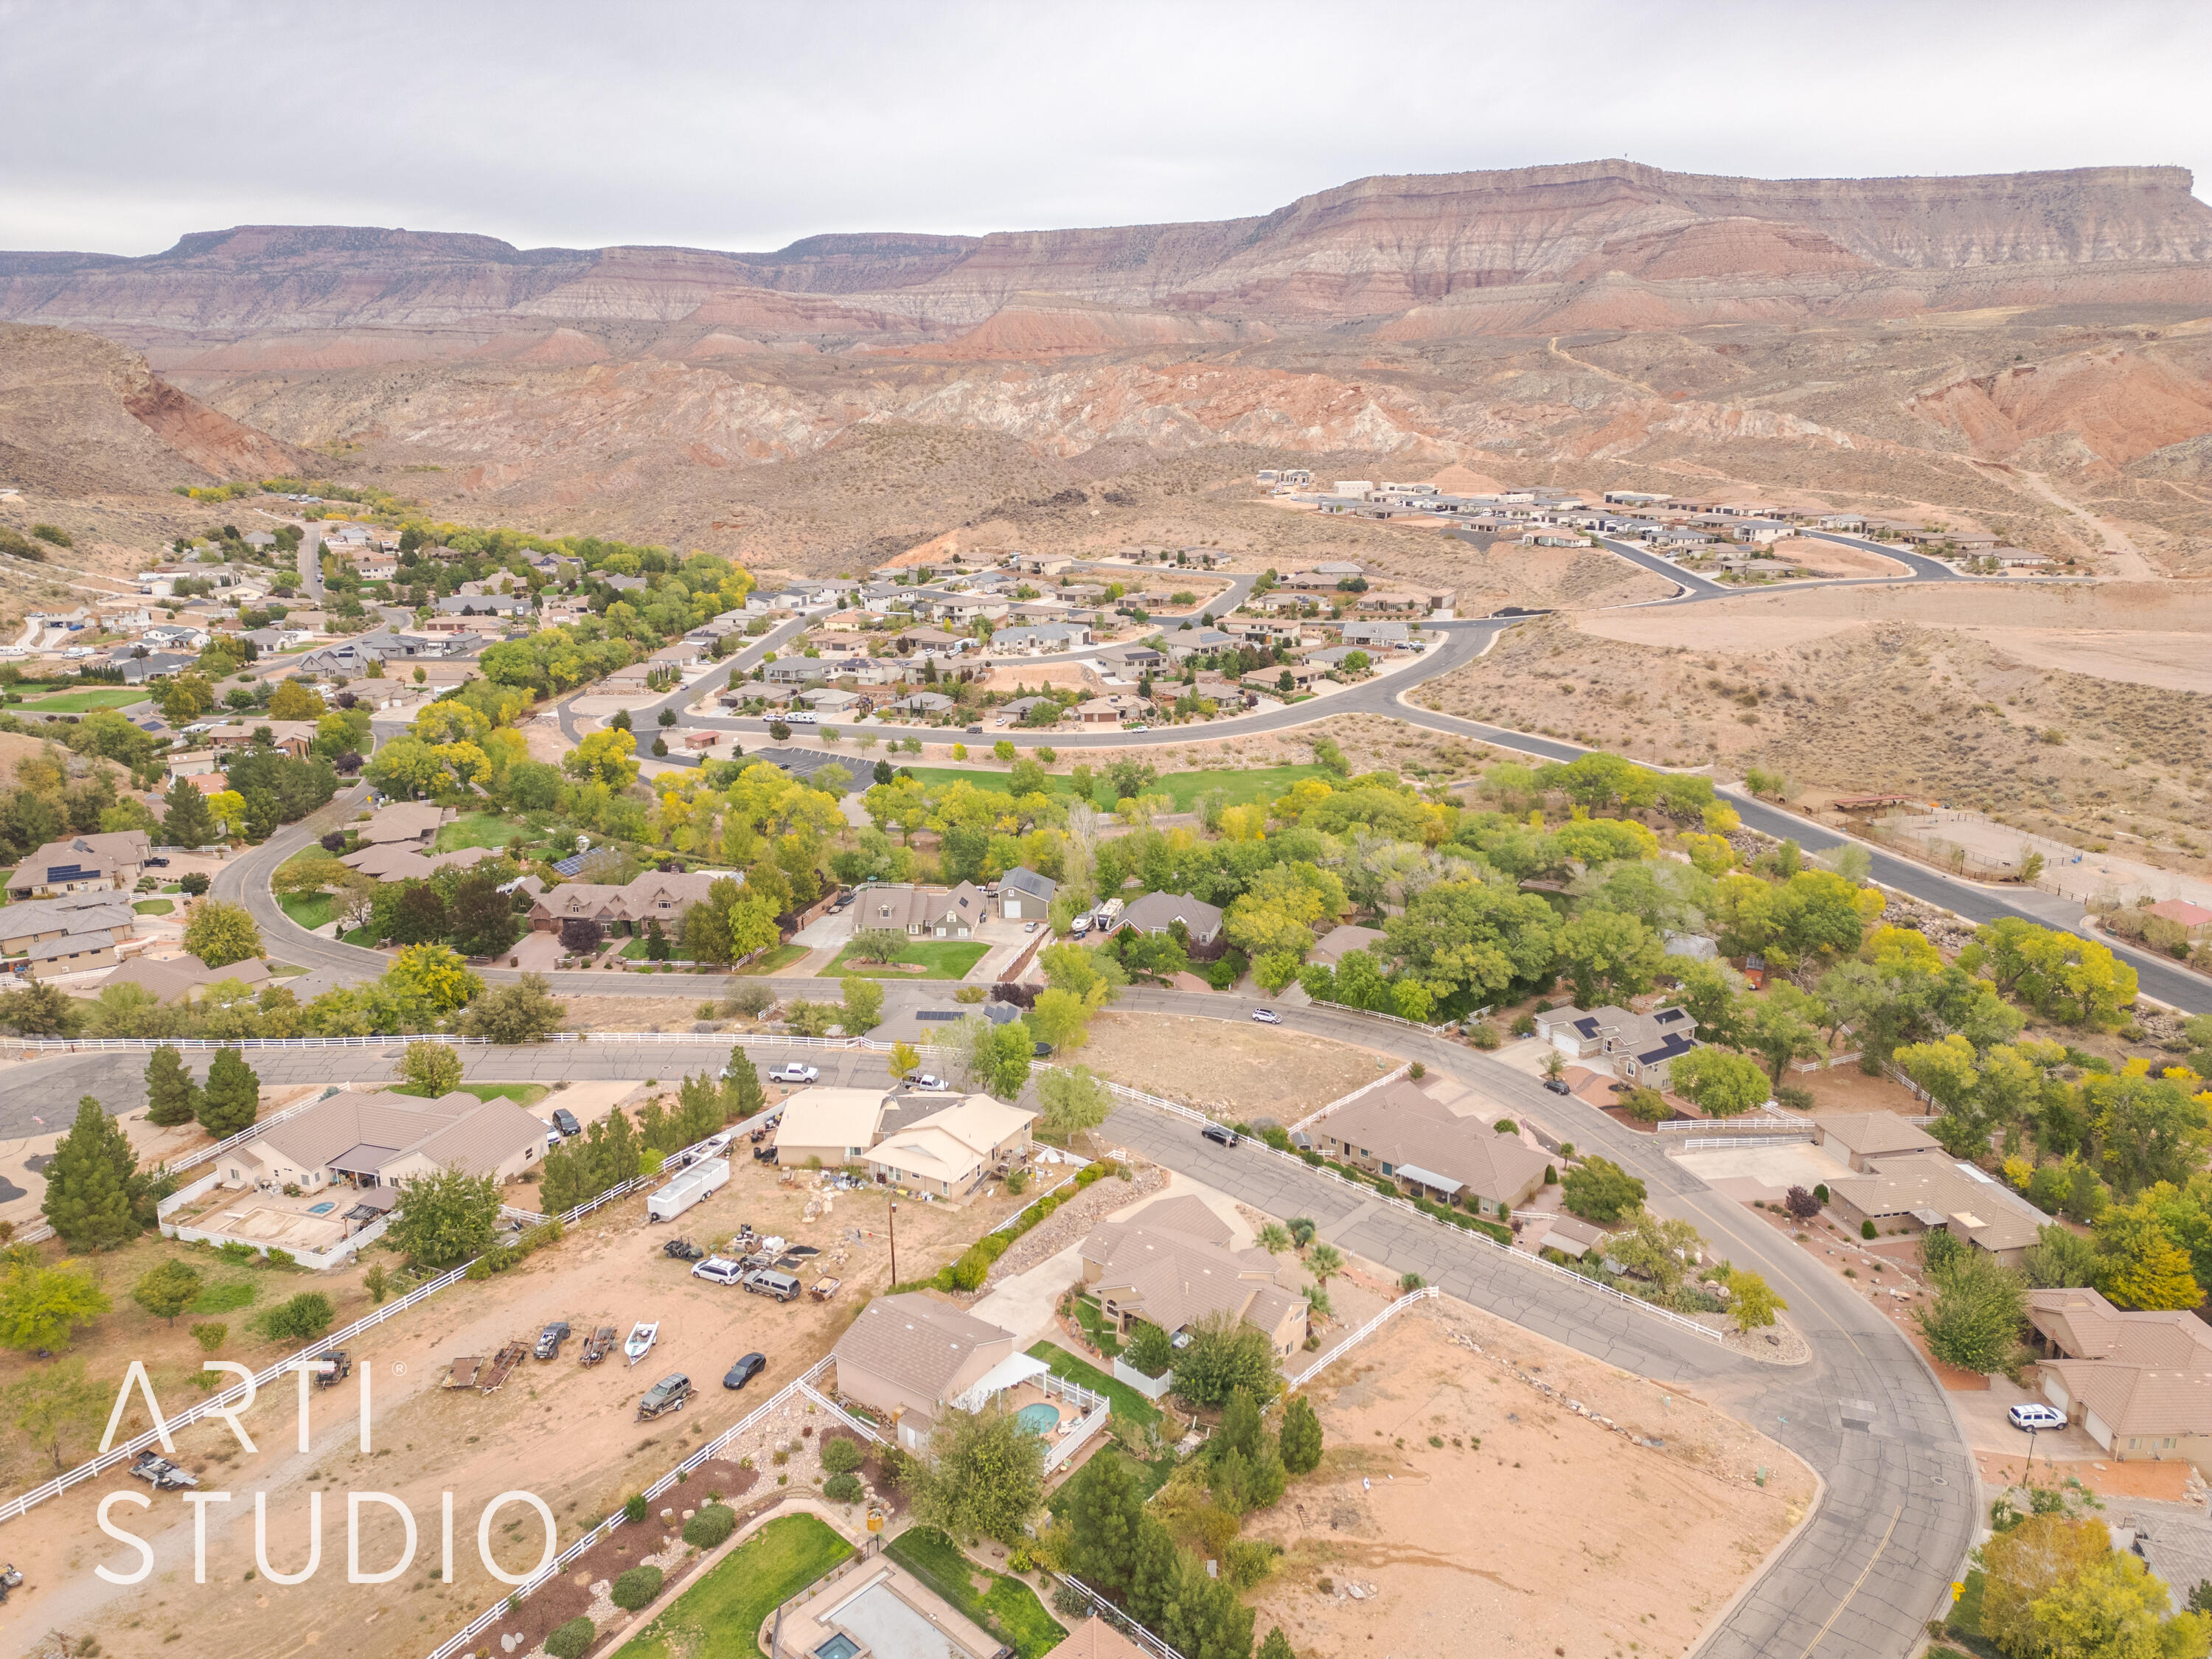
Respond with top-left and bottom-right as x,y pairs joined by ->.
4,0 -> 2207,255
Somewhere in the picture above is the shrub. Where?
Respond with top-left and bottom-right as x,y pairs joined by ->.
1543,1166 -> 1557,1186
1492,1118 -> 1517,1134
1861,1219 -> 1877,1240
622,1492 -> 647,1523
546,1618 -> 595,1659
682,1503 -> 737,1548
1408,1062 -> 1425,1079
253,1291 -> 334,1341
821,1436 -> 865,1475
192,1321 -> 227,1352
1784,1186 -> 1820,1220
1468,1022 -> 1501,1049
611,1565 -> 664,1610
1510,1013 -> 1536,1037
824,1472 -> 863,1503
1814,1184 -> 1830,1205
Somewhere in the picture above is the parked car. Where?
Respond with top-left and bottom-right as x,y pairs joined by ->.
143,856 -> 169,869
1543,1078 -> 1572,1096
552,1107 -> 582,1138
546,1124 -> 565,1147
1250,1008 -> 1281,1024
966,725 -> 984,735
636,1373 -> 693,1421
1023,920 -> 1038,933
2008,1403 -> 2066,1432
1200,1124 -> 1239,1149
723,1352 -> 768,1391
769,1063 -> 819,1085
533,1321 -> 571,1360
903,1071 -> 947,1091
744,1268 -> 803,1301
692,1256 -> 746,1286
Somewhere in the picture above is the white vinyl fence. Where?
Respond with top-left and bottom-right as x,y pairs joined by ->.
1104,1082 -> 1728,1346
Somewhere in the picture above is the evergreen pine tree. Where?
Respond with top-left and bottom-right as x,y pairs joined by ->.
1122,1514 -> 1183,1631
1065,1434 -> 1149,1597
143,1045 -> 201,1127
540,1144 -> 585,1216
595,1106 -> 641,1192
197,1048 -> 260,1138
160,776 -> 219,849
42,1095 -> 140,1251
1279,1394 -> 1324,1475
724,1050 -> 763,1119
1211,1388 -> 1266,1465
1258,1630 -> 1295,1659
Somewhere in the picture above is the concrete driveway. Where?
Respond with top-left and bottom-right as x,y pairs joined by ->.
970,1242 -> 1085,1344
792,908 -> 855,949
511,931 -> 565,972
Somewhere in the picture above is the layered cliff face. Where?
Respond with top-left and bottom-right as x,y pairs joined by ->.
0,321 -> 318,495
2,161 -> 2208,574
5,161 -> 2208,355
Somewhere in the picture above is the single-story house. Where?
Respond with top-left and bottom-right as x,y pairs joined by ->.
527,871 -> 725,936
866,1096 -> 1038,1200
1532,1004 -> 1700,1089
356,802 -> 450,846
1826,1152 -> 2044,1265
102,954 -> 271,1004
2030,1286 -> 2212,1470
998,866 -> 1056,921
219,1088 -> 545,1193
1814,1112 -> 1941,1174
25,929 -> 122,978
888,692 -> 956,715
852,882 -> 986,939
1113,891 -> 1223,947
773,1088 -> 894,1166
343,842 -> 495,882
1073,696 -> 1135,725
1307,922 -> 1388,967
3,831 -> 154,900
830,1293 -> 1018,1451
1078,1194 -> 1307,1360
1314,1077 -> 1551,1218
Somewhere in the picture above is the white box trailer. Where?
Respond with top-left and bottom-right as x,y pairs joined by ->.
648,1157 -> 730,1222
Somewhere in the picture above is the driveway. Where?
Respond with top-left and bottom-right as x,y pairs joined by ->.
791,908 -> 855,950
511,931 -> 565,972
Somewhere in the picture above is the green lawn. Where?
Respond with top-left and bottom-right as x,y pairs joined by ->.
614,1512 -> 851,1659
738,942 -> 809,977
133,898 -> 175,915
1071,1294 -> 1121,1357
279,893 -> 335,931
1026,1340 -> 1161,1427
898,762 -> 1325,813
1046,1447 -> 1175,1523
436,810 -> 525,853
18,686 -> 148,712
187,1279 -> 258,1315
881,1526 -> 1066,1659
829,939 -> 990,981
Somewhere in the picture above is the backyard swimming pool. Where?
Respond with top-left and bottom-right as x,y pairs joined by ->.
305,1202 -> 336,1215
1016,1402 -> 1060,1436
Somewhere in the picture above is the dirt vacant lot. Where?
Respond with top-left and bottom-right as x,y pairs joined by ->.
1244,1302 -> 1812,1659
2,1150 -> 1020,1659
1080,1012 -> 1388,1124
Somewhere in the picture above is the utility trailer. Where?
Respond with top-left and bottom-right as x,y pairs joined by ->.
580,1325 -> 616,1366
647,1157 -> 730,1222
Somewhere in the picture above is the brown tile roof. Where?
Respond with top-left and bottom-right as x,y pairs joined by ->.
1319,1081 -> 1551,1203
832,1293 -> 1014,1399
254,1089 -> 538,1183
102,953 -> 270,1004
2045,1357 -> 2212,1441
1080,1210 -> 1289,1336
1829,1152 -> 2044,1254
1815,1113 -> 1941,1159
357,802 -> 448,845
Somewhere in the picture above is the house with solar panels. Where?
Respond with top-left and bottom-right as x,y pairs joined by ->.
3,831 -> 153,901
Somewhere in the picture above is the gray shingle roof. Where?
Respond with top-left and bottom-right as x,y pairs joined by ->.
831,1293 -> 1013,1398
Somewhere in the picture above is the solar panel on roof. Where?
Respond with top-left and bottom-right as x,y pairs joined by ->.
42,866 -> 96,883
550,854 -> 589,877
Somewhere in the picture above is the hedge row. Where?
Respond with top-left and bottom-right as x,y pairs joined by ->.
1305,1155 -> 1512,1244
929,1161 -> 1123,1293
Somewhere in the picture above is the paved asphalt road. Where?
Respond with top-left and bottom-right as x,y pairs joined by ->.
8,984 -> 1974,1656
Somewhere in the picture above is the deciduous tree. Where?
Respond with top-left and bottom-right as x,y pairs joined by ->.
182,898 -> 262,968
913,1407 -> 1046,1543
386,1164 -> 501,1268
132,1259 -> 204,1325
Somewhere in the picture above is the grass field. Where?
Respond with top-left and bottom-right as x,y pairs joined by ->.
738,942 -> 808,976
829,939 -> 990,980
1045,1446 -> 1175,1523
614,1512 -> 851,1659
881,1526 -> 1066,1659
437,810 -> 524,852
187,1279 -> 258,1316
133,898 -> 175,915
279,893 -> 335,931
18,686 -> 149,712
1026,1340 -> 1162,1427
898,762 -> 1325,812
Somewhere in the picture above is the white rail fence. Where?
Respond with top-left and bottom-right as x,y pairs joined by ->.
0,1124 -> 722,1528
1290,1285 -> 1440,1386
423,1357 -> 863,1659
1051,1575 -> 1188,1659
1287,1062 -> 1412,1135
1105,1084 -> 1728,1347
